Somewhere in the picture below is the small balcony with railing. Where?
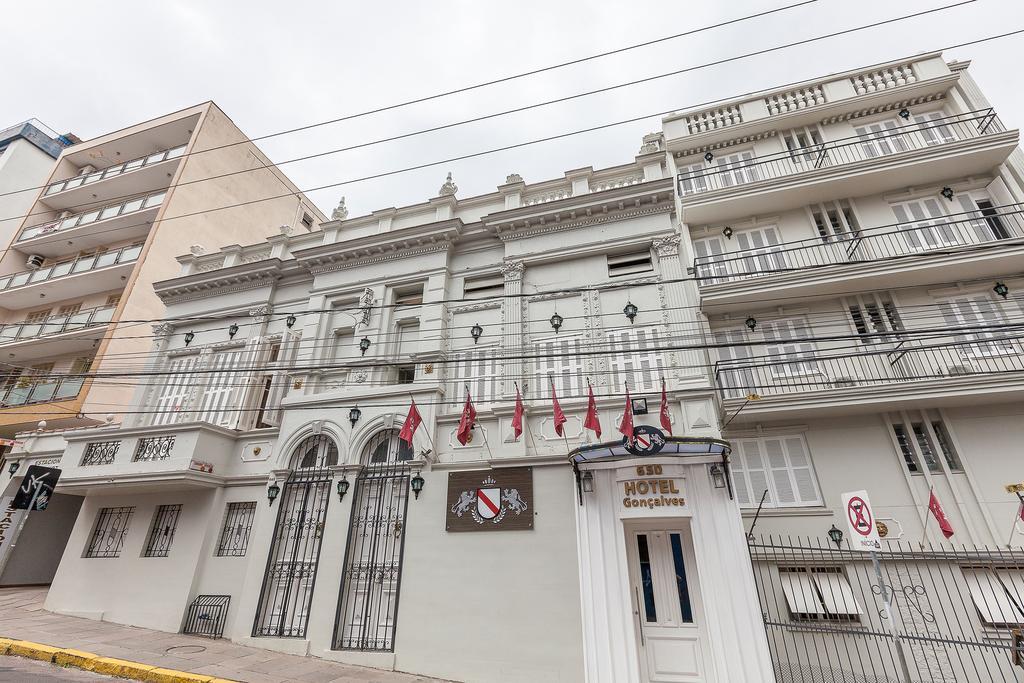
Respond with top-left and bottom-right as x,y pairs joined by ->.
0,305 -> 115,363
676,110 -> 1018,224
40,145 -> 185,211
18,191 -> 165,257
694,202 -> 1024,311
0,243 -> 143,309
0,374 -> 86,410
715,332 -> 1024,422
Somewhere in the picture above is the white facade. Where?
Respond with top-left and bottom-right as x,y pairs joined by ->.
9,52 -> 1024,682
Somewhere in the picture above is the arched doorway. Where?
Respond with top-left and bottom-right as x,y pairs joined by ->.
252,434 -> 337,638
332,429 -> 413,651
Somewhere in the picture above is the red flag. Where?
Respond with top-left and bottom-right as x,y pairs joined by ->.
928,489 -> 955,539
619,385 -> 635,444
659,378 -> 672,435
398,400 -> 422,446
511,384 -> 524,441
551,381 -> 567,437
583,383 -> 602,439
456,390 -> 477,446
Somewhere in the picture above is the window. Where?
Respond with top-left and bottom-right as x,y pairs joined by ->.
535,335 -> 586,399
151,354 -> 199,425
963,568 -> 1024,627
606,327 -> 663,392
937,294 -> 1015,355
394,287 -> 424,307
24,309 -> 52,324
215,502 -> 256,557
85,506 -> 134,558
729,226 -> 786,275
394,322 -> 419,384
365,429 -> 414,464
930,420 -> 962,471
890,197 -> 958,251
779,567 -> 862,622
781,126 -> 825,165
463,274 -> 504,300
105,294 -> 122,307
808,200 -> 859,243
731,435 -> 821,508
607,250 -> 653,278
971,199 -> 1011,240
301,212 -> 314,230
143,504 -> 182,557
715,149 -> 760,187
892,420 -> 961,473
69,356 -> 93,375
292,434 -> 338,469
691,234 -> 730,282
846,295 -> 903,343
449,344 -> 501,406
913,111 -> 957,145
760,317 -> 818,377
57,303 -> 82,317
677,161 -> 709,195
196,346 -> 254,427
855,119 -> 910,158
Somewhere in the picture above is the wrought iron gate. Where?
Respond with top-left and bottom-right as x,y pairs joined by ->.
333,430 -> 412,651
252,454 -> 333,638
749,535 -> 1024,683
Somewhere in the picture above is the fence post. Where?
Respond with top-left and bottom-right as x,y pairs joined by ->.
871,550 -> 914,683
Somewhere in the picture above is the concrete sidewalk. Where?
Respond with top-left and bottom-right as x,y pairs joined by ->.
0,588 -> 450,683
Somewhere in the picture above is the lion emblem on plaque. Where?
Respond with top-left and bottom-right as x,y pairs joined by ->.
451,475 -> 528,524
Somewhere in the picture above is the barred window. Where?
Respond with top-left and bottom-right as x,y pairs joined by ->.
143,504 -> 182,558
216,502 -> 257,557
84,506 -> 134,558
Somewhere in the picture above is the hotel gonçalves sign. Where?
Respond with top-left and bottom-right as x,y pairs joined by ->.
446,467 -> 533,532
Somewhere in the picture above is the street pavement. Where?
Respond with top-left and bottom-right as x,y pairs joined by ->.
0,656 -> 116,681
0,587 -> 451,683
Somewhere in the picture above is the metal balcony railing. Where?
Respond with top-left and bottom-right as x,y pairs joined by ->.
715,334 -> 1024,400
0,375 -> 85,408
0,305 -> 116,346
0,242 -> 143,293
677,109 -> 1006,197
43,145 -> 186,196
693,202 -> 1024,285
20,190 -> 166,242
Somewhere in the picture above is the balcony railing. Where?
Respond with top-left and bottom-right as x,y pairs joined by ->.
20,191 -> 166,242
715,334 -> 1024,400
694,202 -> 1024,285
43,145 -> 186,197
678,109 -> 1006,197
0,375 -> 85,408
0,243 -> 143,293
0,305 -> 116,346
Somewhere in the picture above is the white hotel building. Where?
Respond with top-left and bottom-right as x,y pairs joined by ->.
9,53 -> 1024,683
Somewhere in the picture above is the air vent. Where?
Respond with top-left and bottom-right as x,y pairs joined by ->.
25,254 -> 45,270
607,250 -> 654,278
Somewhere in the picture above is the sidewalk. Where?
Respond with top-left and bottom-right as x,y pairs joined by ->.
0,587 -> 450,683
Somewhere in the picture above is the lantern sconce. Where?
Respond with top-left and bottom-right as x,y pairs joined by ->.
470,323 -> 484,344
745,316 -> 757,332
549,312 -> 564,333
704,151 -> 714,164
228,323 -> 239,339
708,463 -> 727,489
337,476 -> 350,502
994,281 -> 1009,299
358,337 -> 371,356
941,186 -> 954,201
623,302 -> 638,325
7,460 -> 20,477
828,524 -> 844,549
898,107 -> 911,120
722,226 -> 734,239
285,313 -> 297,329
184,331 -> 195,346
267,480 -> 281,506
580,470 -> 595,493
411,471 -> 426,499
348,405 -> 362,427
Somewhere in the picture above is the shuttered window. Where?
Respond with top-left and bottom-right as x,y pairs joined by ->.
731,226 -> 787,276
913,111 -> 957,145
196,347 -> 248,427
779,567 -> 862,622
713,328 -> 753,399
854,119 -> 909,158
716,150 -> 760,187
963,569 -> 1024,627
257,332 -> 300,428
731,435 -> 821,508
760,317 -> 818,377
449,344 -> 501,407
535,335 -> 586,399
890,197 -> 959,251
151,355 -> 199,425
606,328 -> 662,392
937,294 -> 1014,355
678,162 -> 709,195
692,235 -> 730,282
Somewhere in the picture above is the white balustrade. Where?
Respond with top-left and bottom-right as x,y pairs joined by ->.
850,63 -> 917,95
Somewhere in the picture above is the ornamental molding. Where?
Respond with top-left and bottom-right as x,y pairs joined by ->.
151,322 -> 175,339
500,260 -> 525,281
492,200 -> 673,242
157,270 -> 282,305
294,219 -> 463,274
248,304 -> 273,320
673,131 -> 777,158
449,300 -> 503,314
303,240 -> 453,274
820,93 -> 945,124
527,290 -> 581,303
653,234 -> 681,257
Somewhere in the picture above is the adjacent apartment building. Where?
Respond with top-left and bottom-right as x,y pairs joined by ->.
0,120 -> 72,252
8,53 -> 1024,683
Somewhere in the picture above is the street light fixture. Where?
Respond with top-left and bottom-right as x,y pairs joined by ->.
623,302 -> 638,324
285,314 -> 297,329
337,477 -> 350,502
184,331 -> 195,346
994,281 -> 1009,299
745,317 -> 757,332
708,463 -> 727,489
7,460 -> 19,477
470,323 -> 484,343
549,312 -> 564,333
228,323 -> 239,339
941,186 -> 955,201
348,406 -> 361,427
828,524 -> 844,549
358,337 -> 371,356
411,472 -> 425,499
267,480 -> 280,506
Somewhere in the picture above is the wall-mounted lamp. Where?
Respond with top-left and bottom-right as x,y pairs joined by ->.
708,463 -> 727,489
941,186 -> 955,201
7,460 -> 20,477
828,524 -> 844,549
470,323 -> 484,344
623,302 -> 638,325
228,323 -> 239,339
358,337 -> 371,356
267,480 -> 280,506
348,406 -> 362,427
704,151 -> 714,163
184,331 -> 195,346
337,476 -> 350,502
722,226 -> 734,239
994,281 -> 1009,299
898,108 -> 911,120
580,470 -> 595,493
285,314 -> 297,329
549,312 -> 564,333
411,471 -> 425,499
745,317 -> 757,332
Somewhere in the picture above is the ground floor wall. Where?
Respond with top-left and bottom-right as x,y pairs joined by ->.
0,492 -> 82,586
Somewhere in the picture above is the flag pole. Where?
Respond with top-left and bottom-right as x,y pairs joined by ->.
1008,492 -> 1024,548
407,393 -> 435,455
468,383 -> 496,461
551,375 -> 573,458
519,381 -> 541,454
921,484 -> 933,548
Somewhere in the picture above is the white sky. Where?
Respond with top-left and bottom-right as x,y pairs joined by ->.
3,0 -> 1023,220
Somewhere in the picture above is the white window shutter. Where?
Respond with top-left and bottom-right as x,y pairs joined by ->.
262,332 -> 300,427
785,436 -> 821,504
152,355 -> 197,425
765,438 -> 796,505
740,440 -> 771,508
730,446 -> 751,506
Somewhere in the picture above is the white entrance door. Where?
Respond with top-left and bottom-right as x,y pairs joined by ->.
628,528 -> 706,683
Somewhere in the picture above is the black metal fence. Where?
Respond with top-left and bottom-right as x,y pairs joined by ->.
182,595 -> 230,639
749,536 -> 1024,682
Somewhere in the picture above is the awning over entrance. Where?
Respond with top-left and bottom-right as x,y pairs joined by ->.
567,434 -> 730,465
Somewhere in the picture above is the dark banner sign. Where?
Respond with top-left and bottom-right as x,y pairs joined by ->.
11,465 -> 61,511
446,467 -> 533,532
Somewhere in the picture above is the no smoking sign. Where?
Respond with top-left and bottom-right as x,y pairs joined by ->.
840,490 -> 881,551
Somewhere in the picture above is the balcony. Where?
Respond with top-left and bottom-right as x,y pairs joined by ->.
695,202 -> 1024,311
677,110 -> 1018,224
41,145 -> 185,211
0,243 -> 142,309
715,335 -> 1024,421
18,191 -> 165,257
0,305 -> 115,363
0,375 -> 85,409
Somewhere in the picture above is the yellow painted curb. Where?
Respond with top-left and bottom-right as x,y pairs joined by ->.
0,638 -> 13,656
88,656 -> 158,677
54,647 -> 99,668
7,639 -> 61,661
141,667 -> 215,683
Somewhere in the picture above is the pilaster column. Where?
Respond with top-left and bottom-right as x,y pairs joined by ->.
501,260 -> 525,397
654,234 -> 702,382
125,322 -> 175,428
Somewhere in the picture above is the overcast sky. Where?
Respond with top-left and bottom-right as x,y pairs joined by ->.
3,0 -> 1023,221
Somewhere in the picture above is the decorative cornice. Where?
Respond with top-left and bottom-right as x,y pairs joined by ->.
155,265 -> 283,305
820,93 -> 945,124
449,300 -> 502,314
294,218 -> 463,274
248,304 -> 273,319
490,196 -> 674,242
673,131 -> 777,158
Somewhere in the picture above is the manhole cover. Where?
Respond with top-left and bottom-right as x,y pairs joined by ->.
166,645 -> 207,655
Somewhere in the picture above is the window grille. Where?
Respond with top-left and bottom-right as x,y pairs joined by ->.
143,504 -> 182,557
730,435 -> 821,508
133,436 -> 175,462
84,506 -> 134,558
778,566 -> 862,622
216,502 -> 257,557
81,440 -> 119,466
607,250 -> 653,278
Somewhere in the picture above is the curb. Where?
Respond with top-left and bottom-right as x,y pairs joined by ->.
0,636 -> 240,683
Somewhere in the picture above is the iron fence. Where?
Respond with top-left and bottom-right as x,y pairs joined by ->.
133,436 -> 175,462
80,440 -> 120,466
749,535 -> 1024,682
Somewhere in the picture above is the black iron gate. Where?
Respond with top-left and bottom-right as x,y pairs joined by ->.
333,430 -> 412,651
252,460 -> 332,638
